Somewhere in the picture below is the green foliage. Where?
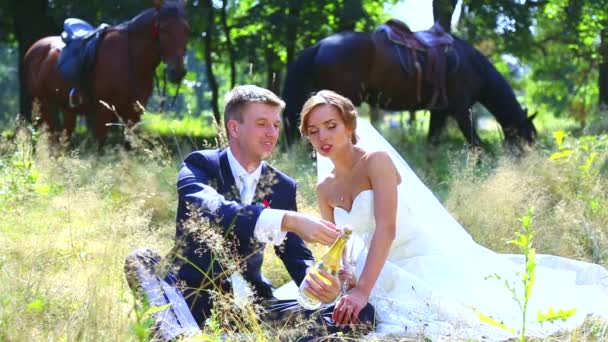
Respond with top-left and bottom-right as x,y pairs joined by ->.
128,296 -> 170,342
1,105 -> 606,340
0,43 -> 18,124
458,0 -> 608,121
474,208 -> 577,341
140,112 -> 218,138
549,131 -> 606,175
0,126 -> 57,206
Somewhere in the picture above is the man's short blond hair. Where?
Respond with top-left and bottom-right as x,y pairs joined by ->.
223,85 -> 285,135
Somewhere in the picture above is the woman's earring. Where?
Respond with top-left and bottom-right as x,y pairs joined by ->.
312,149 -> 316,158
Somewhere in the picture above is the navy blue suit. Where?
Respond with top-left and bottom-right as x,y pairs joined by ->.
166,148 -> 314,325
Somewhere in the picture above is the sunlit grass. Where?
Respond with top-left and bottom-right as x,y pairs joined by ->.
139,112 -> 218,138
0,111 -> 606,340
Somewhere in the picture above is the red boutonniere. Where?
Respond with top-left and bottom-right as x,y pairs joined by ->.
254,199 -> 271,208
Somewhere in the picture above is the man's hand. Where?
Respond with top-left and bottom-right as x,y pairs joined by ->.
302,269 -> 341,304
282,212 -> 339,245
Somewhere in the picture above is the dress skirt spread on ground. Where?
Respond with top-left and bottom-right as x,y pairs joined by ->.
274,118 -> 608,341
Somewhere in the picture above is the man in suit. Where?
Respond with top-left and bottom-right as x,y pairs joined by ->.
165,85 -> 374,336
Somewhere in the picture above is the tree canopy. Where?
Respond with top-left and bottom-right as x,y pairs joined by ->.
1,0 -> 607,126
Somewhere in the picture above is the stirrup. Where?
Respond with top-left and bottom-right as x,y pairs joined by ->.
69,88 -> 77,108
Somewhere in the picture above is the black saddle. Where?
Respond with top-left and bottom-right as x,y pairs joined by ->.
57,18 -> 109,86
375,19 -> 458,109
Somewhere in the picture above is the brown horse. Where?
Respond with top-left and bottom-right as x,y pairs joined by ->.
22,0 -> 189,147
282,27 -> 537,148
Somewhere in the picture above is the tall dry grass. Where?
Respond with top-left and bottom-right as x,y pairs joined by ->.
0,128 -> 177,341
445,139 -> 607,265
1,121 -> 606,341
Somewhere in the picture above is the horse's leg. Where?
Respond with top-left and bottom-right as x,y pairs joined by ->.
370,106 -> 383,127
37,100 -> 60,141
455,109 -> 483,147
82,108 -> 98,143
408,110 -> 417,127
94,104 -> 114,150
61,110 -> 77,146
428,110 -> 448,145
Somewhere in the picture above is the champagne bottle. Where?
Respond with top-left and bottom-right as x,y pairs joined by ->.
297,226 -> 352,310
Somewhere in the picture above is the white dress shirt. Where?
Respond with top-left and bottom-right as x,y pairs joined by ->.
226,148 -> 287,245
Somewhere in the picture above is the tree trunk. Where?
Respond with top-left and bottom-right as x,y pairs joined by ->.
203,0 -> 220,125
337,0 -> 364,32
432,0 -> 458,33
599,27 -> 608,110
265,46 -> 282,95
285,3 -> 302,66
220,0 -> 236,89
11,0 -> 56,121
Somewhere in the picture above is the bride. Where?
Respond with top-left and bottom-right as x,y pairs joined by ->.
295,90 -> 608,340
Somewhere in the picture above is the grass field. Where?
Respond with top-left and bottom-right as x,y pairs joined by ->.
0,111 -> 607,341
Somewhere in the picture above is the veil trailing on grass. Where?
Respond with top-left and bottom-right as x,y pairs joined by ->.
315,117 -> 608,340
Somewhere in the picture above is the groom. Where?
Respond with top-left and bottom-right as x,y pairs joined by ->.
165,85 -> 374,334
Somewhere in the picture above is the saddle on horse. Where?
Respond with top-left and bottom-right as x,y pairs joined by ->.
375,19 -> 454,109
57,18 -> 109,107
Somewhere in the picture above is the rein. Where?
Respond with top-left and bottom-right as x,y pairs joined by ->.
152,13 -> 182,112
154,69 -> 181,111
127,8 -> 182,113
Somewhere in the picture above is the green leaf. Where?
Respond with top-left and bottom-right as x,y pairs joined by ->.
144,303 -> 171,316
26,299 -> 44,312
550,150 -> 574,160
34,184 -> 51,195
579,152 -> 598,171
475,311 -> 516,334
537,307 -> 578,325
552,130 -> 567,149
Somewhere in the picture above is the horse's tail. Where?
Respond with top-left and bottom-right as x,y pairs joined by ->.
455,36 -> 524,125
282,43 -> 320,146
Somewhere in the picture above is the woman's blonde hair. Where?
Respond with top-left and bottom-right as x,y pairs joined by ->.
299,90 -> 358,144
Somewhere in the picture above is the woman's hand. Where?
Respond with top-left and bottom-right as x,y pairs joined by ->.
332,286 -> 369,325
304,269 -> 342,304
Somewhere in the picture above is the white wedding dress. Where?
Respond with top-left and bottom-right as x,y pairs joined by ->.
275,118 -> 608,340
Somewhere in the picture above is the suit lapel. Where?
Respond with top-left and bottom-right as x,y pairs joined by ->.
253,164 -> 266,204
219,149 -> 240,201
255,163 -> 276,205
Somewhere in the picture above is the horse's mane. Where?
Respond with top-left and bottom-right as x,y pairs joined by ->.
455,36 -> 525,126
115,3 -> 185,32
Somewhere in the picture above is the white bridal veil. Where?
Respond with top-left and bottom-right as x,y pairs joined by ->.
314,117 -> 608,340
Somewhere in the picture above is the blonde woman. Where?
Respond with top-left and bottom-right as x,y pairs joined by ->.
299,90 -> 608,340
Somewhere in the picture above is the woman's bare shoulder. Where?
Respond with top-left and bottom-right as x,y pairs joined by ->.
364,150 -> 394,166
364,150 -> 401,183
316,173 -> 336,197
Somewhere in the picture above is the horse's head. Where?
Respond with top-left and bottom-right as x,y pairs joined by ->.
154,0 -> 190,83
503,108 -> 537,150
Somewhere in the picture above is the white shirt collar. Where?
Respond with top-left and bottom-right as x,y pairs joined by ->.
226,147 -> 263,189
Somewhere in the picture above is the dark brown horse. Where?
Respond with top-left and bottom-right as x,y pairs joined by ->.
282,27 -> 537,148
22,0 -> 189,146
